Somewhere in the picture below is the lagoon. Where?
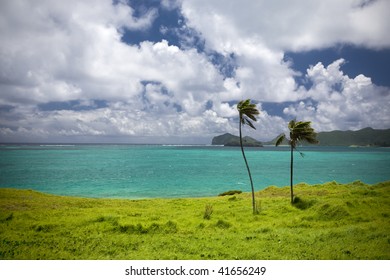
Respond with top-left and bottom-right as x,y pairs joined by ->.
0,144 -> 389,199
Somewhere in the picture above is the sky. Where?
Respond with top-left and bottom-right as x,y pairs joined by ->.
0,0 -> 389,144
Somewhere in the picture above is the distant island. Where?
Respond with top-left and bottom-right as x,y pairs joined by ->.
316,127 -> 390,147
212,133 -> 263,147
213,127 -> 390,147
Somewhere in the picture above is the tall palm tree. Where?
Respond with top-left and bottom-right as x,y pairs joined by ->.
237,99 -> 260,214
276,119 -> 318,203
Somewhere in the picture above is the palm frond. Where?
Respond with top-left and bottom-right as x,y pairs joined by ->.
275,134 -> 286,146
294,147 -> 305,158
246,119 -> 256,130
245,112 -> 258,122
294,121 -> 311,129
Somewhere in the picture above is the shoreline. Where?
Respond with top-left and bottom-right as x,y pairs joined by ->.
1,179 -> 389,201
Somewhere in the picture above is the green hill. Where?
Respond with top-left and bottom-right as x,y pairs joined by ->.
212,133 -> 263,147
317,127 -> 390,147
266,127 -> 390,147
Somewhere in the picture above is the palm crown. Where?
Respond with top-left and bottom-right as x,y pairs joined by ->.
276,119 -> 318,148
237,99 -> 259,130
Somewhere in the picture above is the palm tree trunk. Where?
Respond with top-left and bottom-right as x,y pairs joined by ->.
290,145 -> 294,204
239,121 -> 256,214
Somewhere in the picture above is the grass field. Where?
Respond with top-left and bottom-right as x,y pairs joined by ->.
0,181 -> 389,260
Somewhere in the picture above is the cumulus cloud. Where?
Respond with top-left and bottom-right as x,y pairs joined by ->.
283,59 -> 390,131
180,0 -> 390,135
0,1 -> 231,142
0,0 -> 389,143
182,0 -> 390,51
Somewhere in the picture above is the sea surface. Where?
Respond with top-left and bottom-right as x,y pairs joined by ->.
0,144 -> 389,199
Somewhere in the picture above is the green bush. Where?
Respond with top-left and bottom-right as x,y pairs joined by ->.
218,190 -> 242,196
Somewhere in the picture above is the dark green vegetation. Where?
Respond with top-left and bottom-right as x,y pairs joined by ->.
1,181 -> 389,260
211,133 -> 263,147
267,127 -> 390,147
218,190 -> 243,196
237,99 -> 261,214
317,127 -> 390,147
276,120 -> 319,203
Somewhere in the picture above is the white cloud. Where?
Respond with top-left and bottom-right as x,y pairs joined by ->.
180,0 -> 390,104
0,0 -> 389,143
283,60 -> 390,131
0,1 -> 232,142
181,0 -> 390,135
182,0 -> 390,52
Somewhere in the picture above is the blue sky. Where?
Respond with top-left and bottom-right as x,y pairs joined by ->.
0,0 -> 389,143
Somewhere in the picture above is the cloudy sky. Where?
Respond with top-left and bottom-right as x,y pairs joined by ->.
1,0 -> 389,144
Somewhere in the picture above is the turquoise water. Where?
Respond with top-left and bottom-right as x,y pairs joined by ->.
0,144 -> 389,199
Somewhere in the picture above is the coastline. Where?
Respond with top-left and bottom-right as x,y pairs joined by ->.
0,179 -> 389,201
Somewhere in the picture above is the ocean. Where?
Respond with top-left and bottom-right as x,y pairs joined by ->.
0,144 -> 389,199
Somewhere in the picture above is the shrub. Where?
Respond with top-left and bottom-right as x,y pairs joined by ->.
215,219 -> 231,229
218,190 -> 242,196
203,204 -> 213,220
293,196 -> 316,210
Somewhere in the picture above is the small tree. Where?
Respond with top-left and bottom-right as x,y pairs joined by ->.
237,99 -> 260,214
276,119 -> 318,203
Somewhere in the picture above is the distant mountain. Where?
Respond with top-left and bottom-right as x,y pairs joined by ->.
212,133 -> 263,147
265,127 -> 390,147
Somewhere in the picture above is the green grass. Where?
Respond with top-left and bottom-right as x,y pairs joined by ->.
1,181 -> 389,260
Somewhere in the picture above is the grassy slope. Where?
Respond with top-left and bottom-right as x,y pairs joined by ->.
0,181 -> 389,260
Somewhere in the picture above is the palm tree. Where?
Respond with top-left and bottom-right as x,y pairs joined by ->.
275,119 -> 318,203
237,99 -> 260,214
